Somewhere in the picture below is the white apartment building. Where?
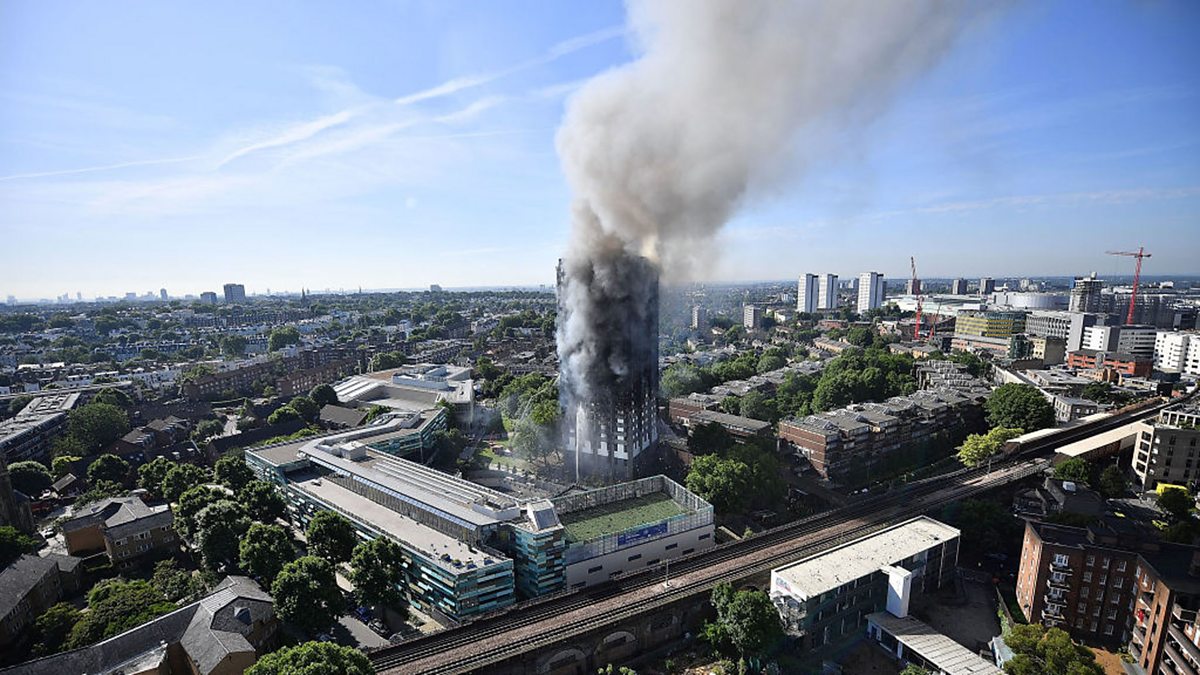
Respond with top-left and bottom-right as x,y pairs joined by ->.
1081,325 -> 1156,359
797,274 -> 818,314
857,272 -> 886,312
743,304 -> 763,330
818,274 -> 839,310
1155,332 -> 1192,374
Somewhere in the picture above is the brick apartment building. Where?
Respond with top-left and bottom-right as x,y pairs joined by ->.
1129,545 -> 1200,674
1016,519 -> 1151,646
60,496 -> 176,565
778,387 -> 985,485
1066,349 -> 1153,378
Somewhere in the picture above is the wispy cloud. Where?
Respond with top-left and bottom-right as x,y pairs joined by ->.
893,186 -> 1200,216
0,155 -> 202,182
217,108 -> 359,167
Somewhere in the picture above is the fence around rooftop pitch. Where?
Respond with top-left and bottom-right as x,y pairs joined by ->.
551,475 -> 714,564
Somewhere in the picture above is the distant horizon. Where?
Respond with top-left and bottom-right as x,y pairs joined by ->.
6,272 -> 1200,306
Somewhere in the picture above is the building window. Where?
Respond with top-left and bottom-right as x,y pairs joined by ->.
699,533 -> 711,540
665,543 -> 678,551
628,554 -> 642,562
1081,587 -> 1090,598
1105,624 -> 1114,636
587,565 -> 603,574
1086,555 -> 1095,566
1117,560 -> 1127,572
1083,572 -> 1092,582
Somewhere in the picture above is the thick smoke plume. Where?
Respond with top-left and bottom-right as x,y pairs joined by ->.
557,0 -> 982,407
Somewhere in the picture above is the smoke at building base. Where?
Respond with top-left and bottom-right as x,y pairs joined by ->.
555,1 -> 989,480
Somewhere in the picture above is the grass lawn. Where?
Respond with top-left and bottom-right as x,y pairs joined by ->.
560,493 -> 688,543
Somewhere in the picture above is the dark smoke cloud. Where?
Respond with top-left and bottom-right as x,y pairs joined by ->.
557,0 -> 988,407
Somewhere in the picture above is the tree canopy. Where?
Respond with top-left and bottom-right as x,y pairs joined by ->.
1098,465 -> 1126,499
194,500 -> 252,571
306,511 -> 358,564
9,460 -> 53,496
66,580 -> 176,649
349,537 -> 407,612
86,453 -> 129,484
310,384 -> 339,407
92,387 -> 133,409
685,454 -> 752,514
957,427 -> 1023,467
239,522 -> 295,584
214,454 -> 256,492
986,383 -> 1054,432
1158,487 -> 1193,521
701,582 -> 783,658
240,480 -> 288,523
1002,623 -> 1103,674
162,463 -> 212,502
0,525 -> 38,567
66,402 -> 131,454
247,641 -> 374,675
1051,458 -> 1092,486
267,326 -> 301,351
137,456 -> 174,498
271,556 -> 345,634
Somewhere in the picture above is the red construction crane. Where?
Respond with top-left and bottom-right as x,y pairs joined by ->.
910,256 -> 923,340
1106,247 -> 1152,325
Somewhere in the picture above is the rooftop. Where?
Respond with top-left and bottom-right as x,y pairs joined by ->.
0,554 -> 77,619
559,492 -> 687,544
772,517 -> 960,600
293,474 -> 504,572
868,612 -> 1002,675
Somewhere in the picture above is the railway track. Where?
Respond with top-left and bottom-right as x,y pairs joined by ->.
372,395 -> 1181,673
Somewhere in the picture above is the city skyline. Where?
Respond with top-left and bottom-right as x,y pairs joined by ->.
2,0 -> 1199,300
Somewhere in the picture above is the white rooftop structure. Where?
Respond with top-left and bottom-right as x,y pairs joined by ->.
772,517 -> 960,601
868,612 -> 1003,675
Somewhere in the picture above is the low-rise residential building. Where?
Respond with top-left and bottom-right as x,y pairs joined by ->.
770,516 -> 959,653
1014,477 -> 1106,520
7,576 -> 277,675
0,554 -> 82,649
1155,331 -> 1200,377
60,496 -> 176,565
1053,395 -> 1104,424
1131,402 -> 1200,492
778,388 -> 986,485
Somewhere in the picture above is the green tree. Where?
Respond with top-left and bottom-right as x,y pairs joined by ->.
31,602 -> 81,656
757,351 -> 787,374
9,460 -> 53,496
137,456 -> 174,497
0,525 -> 38,567
369,351 -> 407,371
267,326 -> 301,351
306,511 -> 358,564
688,421 -> 734,456
150,559 -> 205,602
240,480 -> 288,523
900,667 -> 931,675
957,427 -> 1023,467
939,499 -> 1021,552
86,453 -> 130,484
288,395 -> 320,422
310,384 -> 339,407
1052,458 -> 1092,486
51,435 -> 89,459
1098,465 -> 1126,498
74,480 -> 126,507
661,363 -> 707,397
985,383 -> 1054,432
214,454 -> 255,492
220,334 -> 248,357
192,418 -> 224,442
239,522 -> 295,583
92,387 -> 133,409
194,500 -> 251,571
738,390 -> 778,422
267,406 -> 301,425
247,641 -> 374,675
51,455 -> 81,477
66,580 -> 175,649
271,557 -> 345,634
1158,488 -> 1193,521
66,402 -> 131,453
702,582 -> 782,658
175,486 -> 227,537
686,454 -> 752,513
7,394 -> 33,417
1002,623 -> 1103,675
349,537 -> 407,612
161,463 -> 211,502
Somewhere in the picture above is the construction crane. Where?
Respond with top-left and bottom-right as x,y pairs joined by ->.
910,256 -> 923,340
1106,247 -> 1152,325
929,298 -> 944,340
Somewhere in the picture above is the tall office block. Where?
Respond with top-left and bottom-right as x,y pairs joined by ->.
950,278 -> 968,295
979,277 -> 996,296
1069,273 -> 1103,313
223,283 -> 246,303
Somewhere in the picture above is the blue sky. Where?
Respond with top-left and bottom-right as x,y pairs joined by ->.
1,0 -> 1198,300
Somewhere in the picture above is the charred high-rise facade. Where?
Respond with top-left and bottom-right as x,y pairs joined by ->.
557,253 -> 659,484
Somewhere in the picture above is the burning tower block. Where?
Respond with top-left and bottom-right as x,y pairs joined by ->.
557,252 -> 660,484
